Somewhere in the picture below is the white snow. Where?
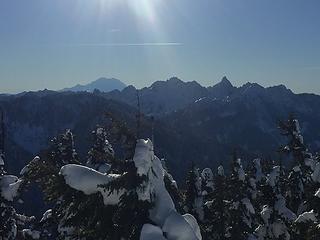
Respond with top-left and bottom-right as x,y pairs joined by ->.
134,139 -> 201,239
60,164 -> 124,205
236,159 -> 246,181
22,229 -> 40,239
217,165 -> 224,176
140,214 -> 202,240
183,214 -> 202,240
253,158 -> 264,182
163,211 -> 201,240
140,224 -> 166,240
266,166 -> 280,187
61,139 -> 202,240
132,140 -> 175,225
132,139 -> 202,238
293,166 -> 301,172
20,156 -> 40,175
295,210 -> 317,223
293,120 -> 304,144
40,209 -> 53,223
311,162 -> 320,183
201,168 -> 214,191
242,198 -> 255,215
194,97 -> 206,103
315,188 -> 320,198
201,168 -> 213,182
274,194 -> 297,221
304,157 -> 316,171
0,175 -> 22,201
0,153 -> 4,166
164,171 -> 178,189
260,205 -> 272,224
272,221 -> 290,240
86,162 -> 111,174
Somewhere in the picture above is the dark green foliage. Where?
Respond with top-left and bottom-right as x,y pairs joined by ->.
102,160 -> 153,239
184,162 -> 203,221
164,173 -> 184,213
225,155 -> 254,240
21,129 -> 80,239
202,167 -> 227,240
3,111 -> 320,240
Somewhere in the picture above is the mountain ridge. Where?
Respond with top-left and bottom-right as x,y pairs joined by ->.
102,76 -> 305,116
1,76 -> 320,182
61,77 -> 127,93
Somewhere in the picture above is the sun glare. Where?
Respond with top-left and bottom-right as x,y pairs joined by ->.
95,0 -> 162,24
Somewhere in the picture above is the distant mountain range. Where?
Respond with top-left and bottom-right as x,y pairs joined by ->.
1,76 -> 320,184
61,77 -> 126,92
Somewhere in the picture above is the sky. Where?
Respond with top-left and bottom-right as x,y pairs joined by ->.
1,0 -> 320,93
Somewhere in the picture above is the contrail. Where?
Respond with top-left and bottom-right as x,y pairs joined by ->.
73,42 -> 183,47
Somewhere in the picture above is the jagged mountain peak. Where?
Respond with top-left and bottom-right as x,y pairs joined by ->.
211,76 -> 234,89
219,76 -> 233,87
208,76 -> 236,99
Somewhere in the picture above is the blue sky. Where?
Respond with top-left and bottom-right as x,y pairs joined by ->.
1,0 -> 320,93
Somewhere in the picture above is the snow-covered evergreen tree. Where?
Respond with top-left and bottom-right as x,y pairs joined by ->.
255,166 -> 297,240
247,158 -> 265,203
293,186 -> 320,239
0,109 -> 35,240
162,161 -> 184,213
278,116 -> 320,238
203,165 -> 227,240
184,163 -> 204,222
201,168 -> 214,199
21,129 -> 80,239
86,126 -> 114,173
60,139 -> 202,240
226,156 -> 255,240
279,117 -> 318,203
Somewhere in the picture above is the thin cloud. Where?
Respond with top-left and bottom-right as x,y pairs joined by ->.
74,42 -> 183,47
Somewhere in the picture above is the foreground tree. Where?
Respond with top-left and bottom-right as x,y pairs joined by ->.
202,165 -> 228,240
184,163 -> 204,222
255,166 -> 297,240
0,108 -> 36,240
226,155 -> 255,240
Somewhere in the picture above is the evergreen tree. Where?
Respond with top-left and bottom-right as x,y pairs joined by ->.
286,166 -> 304,214
201,168 -> 214,201
255,166 -> 297,240
293,188 -> 320,239
247,158 -> 265,203
0,109 -> 34,240
162,160 -> 184,213
21,129 -> 80,239
184,163 -> 204,222
86,126 -> 115,173
278,116 -> 317,202
226,154 -> 255,240
203,165 -> 227,240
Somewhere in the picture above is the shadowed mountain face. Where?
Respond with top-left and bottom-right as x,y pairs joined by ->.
61,77 -> 126,92
1,77 -> 320,183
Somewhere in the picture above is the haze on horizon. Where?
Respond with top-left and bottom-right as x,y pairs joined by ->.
1,0 -> 320,94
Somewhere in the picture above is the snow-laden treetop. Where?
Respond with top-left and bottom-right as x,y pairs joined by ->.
60,139 -> 202,240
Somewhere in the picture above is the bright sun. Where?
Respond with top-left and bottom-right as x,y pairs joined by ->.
96,0 -> 162,24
